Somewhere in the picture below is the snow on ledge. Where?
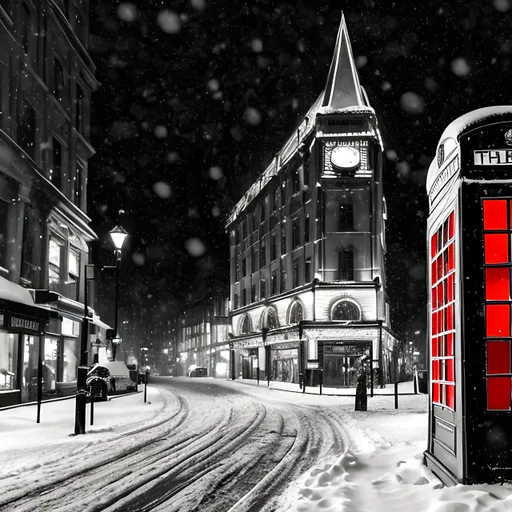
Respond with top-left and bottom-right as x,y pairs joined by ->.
0,276 -> 37,306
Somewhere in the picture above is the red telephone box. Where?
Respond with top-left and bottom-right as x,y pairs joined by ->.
425,106 -> 512,485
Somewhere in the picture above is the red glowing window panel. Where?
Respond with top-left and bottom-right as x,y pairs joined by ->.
431,261 -> 438,285
483,199 -> 508,230
485,267 -> 510,301
431,233 -> 438,258
447,243 -> 455,272
437,283 -> 444,307
432,337 -> 438,357
432,360 -> 439,381
448,212 -> 455,239
447,333 -> 454,356
446,304 -> 454,331
447,274 -> 454,303
486,304 -> 511,337
432,312 -> 438,335
432,287 -> 438,310
447,359 -> 454,381
484,234 -> 509,264
487,377 -> 511,411
487,341 -> 511,375
432,383 -> 440,403
446,384 -> 455,409
437,256 -> 443,281
438,309 -> 444,334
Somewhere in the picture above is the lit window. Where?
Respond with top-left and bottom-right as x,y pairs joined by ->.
332,300 -> 360,321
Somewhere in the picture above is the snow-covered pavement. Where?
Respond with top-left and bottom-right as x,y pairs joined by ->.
1,378 -> 512,511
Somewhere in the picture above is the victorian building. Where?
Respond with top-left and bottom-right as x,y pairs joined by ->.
226,14 -> 399,390
0,1 -> 106,407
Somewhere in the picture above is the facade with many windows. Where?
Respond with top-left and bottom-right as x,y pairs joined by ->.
0,1 -> 106,407
226,14 -> 399,389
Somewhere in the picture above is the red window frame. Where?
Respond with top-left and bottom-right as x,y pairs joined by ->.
430,211 -> 456,410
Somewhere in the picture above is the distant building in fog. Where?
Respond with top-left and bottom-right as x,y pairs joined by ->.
225,14 -> 399,389
0,1 -> 107,407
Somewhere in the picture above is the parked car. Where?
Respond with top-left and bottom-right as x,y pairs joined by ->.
188,366 -> 207,378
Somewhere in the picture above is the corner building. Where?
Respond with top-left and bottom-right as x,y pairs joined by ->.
0,1 -> 105,407
226,14 -> 398,389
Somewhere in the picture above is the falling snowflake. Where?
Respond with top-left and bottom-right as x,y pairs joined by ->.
116,3 -> 138,22
450,58 -> 471,77
157,10 -> 181,34
243,107 -> 262,126
153,181 -> 172,199
399,92 -> 425,115
154,125 -> 168,138
190,0 -> 207,10
251,39 -> 263,53
185,238 -> 206,257
493,0 -> 511,12
209,166 -> 223,180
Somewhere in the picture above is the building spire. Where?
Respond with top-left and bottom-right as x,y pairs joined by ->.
322,12 -> 365,110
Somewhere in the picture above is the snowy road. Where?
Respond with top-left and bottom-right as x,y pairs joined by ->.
0,377 -> 347,512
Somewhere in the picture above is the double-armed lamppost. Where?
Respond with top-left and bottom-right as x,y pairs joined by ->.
109,225 -> 128,361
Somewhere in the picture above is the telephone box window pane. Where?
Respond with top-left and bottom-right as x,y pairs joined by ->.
487,377 -> 511,411
483,199 -> 508,230
446,385 -> 455,409
487,341 -> 511,375
446,304 -> 454,331
432,261 -> 438,285
431,233 -> 438,259
447,274 -> 454,303
432,312 -> 438,335
432,286 -> 438,310
437,283 -> 444,307
447,359 -> 454,381
486,304 -> 510,337
437,257 -> 443,280
432,383 -> 439,403
432,336 -> 438,357
438,309 -> 444,334
447,333 -> 454,356
448,212 -> 455,239
484,234 -> 509,264
447,243 -> 455,272
432,360 -> 439,381
485,267 -> 510,301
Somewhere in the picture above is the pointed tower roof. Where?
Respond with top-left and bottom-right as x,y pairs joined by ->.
322,12 -> 365,110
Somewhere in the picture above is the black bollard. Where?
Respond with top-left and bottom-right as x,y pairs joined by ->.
74,366 -> 88,435
394,381 -> 399,409
144,370 -> 149,403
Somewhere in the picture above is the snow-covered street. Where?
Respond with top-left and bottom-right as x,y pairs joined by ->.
2,378 -> 512,511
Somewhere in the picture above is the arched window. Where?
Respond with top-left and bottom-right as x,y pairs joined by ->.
262,307 -> 279,330
289,302 -> 303,324
240,314 -> 252,334
332,300 -> 361,321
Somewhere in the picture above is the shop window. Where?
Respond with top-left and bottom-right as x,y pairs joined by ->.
338,249 -> 354,281
63,338 -> 79,382
332,300 -> 361,321
289,302 -> 303,324
66,248 -> 80,301
483,199 -> 512,411
43,338 -> 57,391
0,332 -> 18,390
430,210 -> 456,411
0,199 -> 8,269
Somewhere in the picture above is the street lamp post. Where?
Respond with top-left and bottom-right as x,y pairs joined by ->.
109,225 -> 128,362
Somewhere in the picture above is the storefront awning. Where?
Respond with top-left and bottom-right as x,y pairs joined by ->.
90,314 -> 111,331
0,277 -> 60,320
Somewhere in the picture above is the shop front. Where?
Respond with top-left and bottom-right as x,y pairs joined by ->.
269,343 -> 300,384
212,345 -> 230,378
321,341 -> 371,388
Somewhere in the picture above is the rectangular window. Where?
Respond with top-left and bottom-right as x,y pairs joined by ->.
281,227 -> 286,255
63,339 -> 79,382
280,268 -> 287,293
338,249 -> 354,281
17,99 -> 36,160
280,181 -> 286,207
339,203 -> 354,231
48,236 -> 62,293
243,288 -> 247,307
0,199 -> 8,268
260,278 -> 266,299
271,232 -> 277,261
431,210 -> 456,411
234,292 -> 239,309
66,248 -> 80,301
292,218 -> 301,249
51,138 -> 62,190
305,257 -> 312,282
235,259 -> 240,282
273,188 -> 279,212
75,159 -> 84,207
304,215 -> 310,244
293,259 -> 299,288
242,258 -> 247,277
0,332 -> 18,390
271,271 -> 277,296
292,169 -> 300,194
251,284 -> 256,303
251,247 -> 257,273
259,240 -> 266,268
53,58 -> 64,100
75,84 -> 84,132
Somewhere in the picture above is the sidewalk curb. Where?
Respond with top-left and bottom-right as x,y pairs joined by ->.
0,390 -> 142,412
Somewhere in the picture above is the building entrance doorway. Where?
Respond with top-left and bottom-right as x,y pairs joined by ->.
322,342 -> 370,388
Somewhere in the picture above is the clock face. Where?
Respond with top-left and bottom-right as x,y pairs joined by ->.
330,146 -> 361,170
